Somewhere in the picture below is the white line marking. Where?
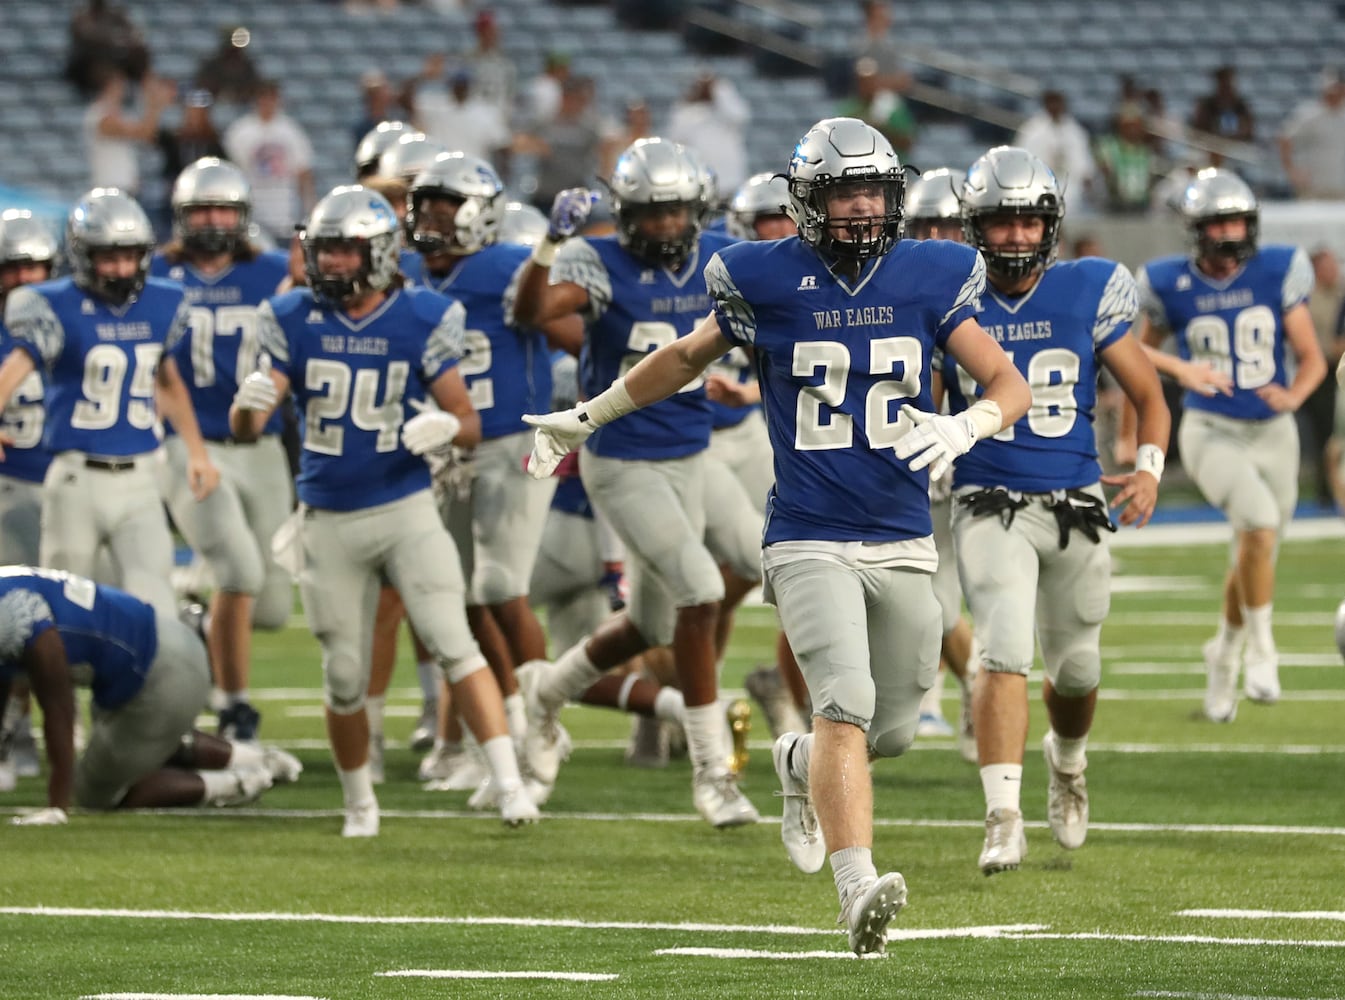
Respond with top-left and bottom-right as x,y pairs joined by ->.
376,970 -> 618,981
1133,992 -> 1345,1000
1108,612 -> 1337,626
1110,518 -> 1345,547
1098,690 -> 1345,702
1110,576 -> 1212,593
1111,653 -> 1343,674
654,924 -> 1051,960
81,995 -> 328,1000
655,947 -> 867,961
1006,931 -> 1345,948
1179,909 -> 1345,922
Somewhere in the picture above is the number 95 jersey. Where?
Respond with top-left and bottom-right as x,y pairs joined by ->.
1138,245 -> 1312,422
707,237 -> 984,544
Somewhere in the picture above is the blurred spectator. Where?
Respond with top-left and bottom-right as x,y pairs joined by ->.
1070,234 -> 1104,259
193,26 -> 262,106
834,57 -> 915,158
617,98 -> 654,149
223,80 -> 316,241
1013,90 -> 1095,203
1093,103 -> 1162,214
1142,88 -> 1183,158
466,10 -> 517,120
83,67 -> 175,195
1300,247 -> 1345,503
411,65 -> 511,165
345,0 -> 400,11
65,0 -> 149,97
526,51 -> 572,125
668,71 -> 751,194
157,90 -> 227,189
520,76 -> 620,210
352,70 -> 405,149
1278,69 -> 1345,199
1190,66 -> 1255,143
854,0 -> 912,94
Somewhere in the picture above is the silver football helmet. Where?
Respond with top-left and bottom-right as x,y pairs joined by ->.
497,201 -> 549,248
376,132 -> 450,184
1179,167 -> 1259,264
355,120 -> 412,178
171,157 -> 251,255
608,137 -> 703,267
66,188 -> 155,305
726,172 -> 791,241
0,209 -> 58,268
301,185 -> 402,305
406,152 -> 505,256
903,168 -> 966,241
961,146 -> 1064,280
786,117 -> 904,261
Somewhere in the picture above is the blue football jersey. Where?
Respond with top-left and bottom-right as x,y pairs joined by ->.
415,243 -> 552,440
399,249 -> 425,287
151,251 -> 290,439
0,567 -> 158,710
551,474 -> 594,518
1138,245 -> 1311,421
257,285 -> 464,511
4,277 -> 190,456
0,317 -> 51,483
707,237 -> 984,543
943,258 -> 1137,492
555,232 -> 734,460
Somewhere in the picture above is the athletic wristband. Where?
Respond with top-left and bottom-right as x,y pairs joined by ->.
583,377 -> 637,427
531,239 -> 561,268
965,399 -> 1003,443
1135,443 -> 1165,482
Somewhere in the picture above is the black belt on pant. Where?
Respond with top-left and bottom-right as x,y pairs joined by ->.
204,434 -> 270,446
84,457 -> 138,472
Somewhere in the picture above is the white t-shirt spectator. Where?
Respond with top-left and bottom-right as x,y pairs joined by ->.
1281,99 -> 1345,198
1013,112 -> 1096,192
84,95 -> 139,192
224,111 -> 314,238
667,79 -> 751,195
416,92 -> 511,163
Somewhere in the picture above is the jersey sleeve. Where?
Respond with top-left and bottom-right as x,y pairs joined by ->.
163,297 -> 192,355
704,251 -> 758,348
937,251 -> 984,342
256,299 -> 292,375
421,299 -> 466,383
1135,265 -> 1170,331
551,239 -> 612,323
0,587 -> 56,663
1283,246 -> 1314,312
1093,262 -> 1139,350
2,287 -> 64,368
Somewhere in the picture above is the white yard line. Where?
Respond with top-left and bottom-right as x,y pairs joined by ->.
1178,909 -> 1345,922
81,995 -> 328,1000
1133,992 -> 1343,1000
376,970 -> 617,981
1005,931 -> 1345,947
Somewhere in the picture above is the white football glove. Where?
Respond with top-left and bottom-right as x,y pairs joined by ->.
12,806 -> 68,826
233,371 -> 278,412
401,399 -> 462,456
892,404 -> 978,482
522,407 -> 596,479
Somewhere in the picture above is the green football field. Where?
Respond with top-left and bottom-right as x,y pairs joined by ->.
2,529 -> 1344,1000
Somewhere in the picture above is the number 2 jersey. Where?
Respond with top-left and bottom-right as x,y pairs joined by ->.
554,231 -> 734,460
943,257 -> 1138,492
706,236 -> 984,544
1137,245 -> 1312,422
0,567 -> 157,710
257,285 -> 465,511
150,251 -> 291,439
4,277 -> 190,457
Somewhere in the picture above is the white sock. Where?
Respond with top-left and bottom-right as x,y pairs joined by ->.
919,669 -> 946,718
481,734 -> 523,791
1241,603 -> 1275,659
337,763 -> 375,808
1049,731 -> 1087,773
228,741 -> 265,769
209,687 -> 228,712
980,763 -> 1023,814
788,731 -> 813,787
684,702 -> 727,773
1214,618 -> 1246,659
227,689 -> 251,707
503,693 -> 528,743
365,694 -> 385,741
540,641 -> 602,709
830,845 -> 878,912
652,686 -> 685,723
415,659 -> 439,706
198,769 -> 238,805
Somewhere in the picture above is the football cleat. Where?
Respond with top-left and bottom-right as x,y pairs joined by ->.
497,783 -> 542,827
218,702 -> 261,743
342,797 -> 380,838
842,871 -> 907,956
979,807 -> 1026,875
692,766 -> 760,828
727,698 -> 752,774
419,743 -> 487,788
518,665 -> 572,785
772,733 -> 825,873
624,714 -> 670,769
1043,731 -> 1088,850
206,764 -> 274,807
1202,638 -> 1240,723
744,665 -> 808,740
916,711 -> 953,737
1242,654 -> 1280,705
261,745 -> 304,784
9,727 -> 40,778
408,703 -> 437,753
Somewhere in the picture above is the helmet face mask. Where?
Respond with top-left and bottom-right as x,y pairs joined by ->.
961,146 -> 1064,282
301,186 -> 402,306
407,152 -> 504,258
67,188 -> 155,306
172,158 -> 252,256
609,138 -> 703,268
786,118 -> 905,262
1181,169 -> 1259,265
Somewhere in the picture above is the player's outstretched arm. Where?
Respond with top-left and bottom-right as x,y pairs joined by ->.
1100,334 -> 1171,528
19,628 -> 77,820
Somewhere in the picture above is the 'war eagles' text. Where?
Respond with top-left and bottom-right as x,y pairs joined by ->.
811,306 -> 896,330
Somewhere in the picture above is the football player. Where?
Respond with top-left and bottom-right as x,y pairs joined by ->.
151,159 -> 293,742
513,137 -> 759,827
1134,169 -> 1326,721
947,147 -> 1169,875
229,186 -> 537,834
0,189 -> 220,616
527,118 -> 1030,953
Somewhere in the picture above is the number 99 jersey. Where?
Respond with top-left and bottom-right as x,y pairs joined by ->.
943,258 -> 1137,492
1137,245 -> 1312,422
706,236 -> 984,544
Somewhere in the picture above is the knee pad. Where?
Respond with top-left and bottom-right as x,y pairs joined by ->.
981,654 -> 1032,677
443,653 -> 488,685
868,722 -> 915,760
321,650 -> 368,715
1047,642 -> 1101,698
811,672 -> 875,733
250,572 -> 295,631
473,560 -> 524,607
